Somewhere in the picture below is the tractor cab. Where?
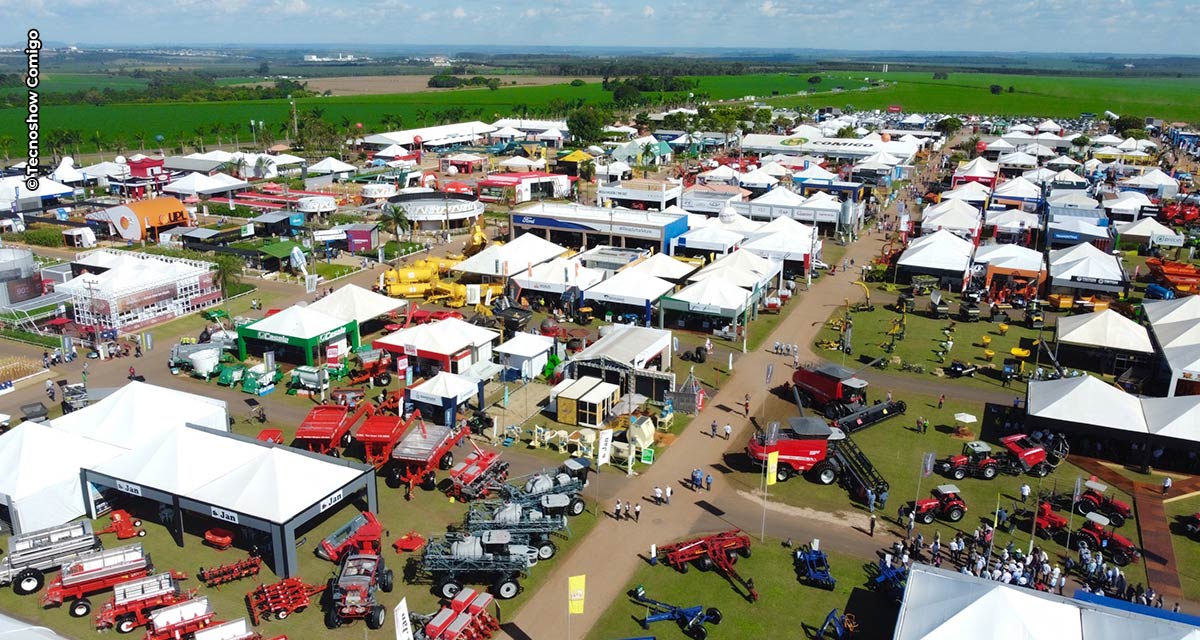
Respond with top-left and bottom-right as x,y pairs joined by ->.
1025,301 -> 1045,329
1075,480 -> 1132,527
754,417 -> 836,447
960,441 -> 993,463
907,485 -> 966,524
932,484 -> 962,503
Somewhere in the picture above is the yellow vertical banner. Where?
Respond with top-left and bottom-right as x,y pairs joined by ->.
568,575 -> 586,615
765,451 -> 779,486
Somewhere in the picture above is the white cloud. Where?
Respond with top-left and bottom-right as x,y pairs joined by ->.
760,0 -> 781,16
642,4 -> 654,16
272,0 -> 309,15
452,5 -> 466,18
593,1 -> 612,16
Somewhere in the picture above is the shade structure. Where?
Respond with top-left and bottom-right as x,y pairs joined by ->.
237,305 -> 358,366
163,172 -> 249,196
992,176 -> 1043,201
453,233 -> 567,277
954,157 -> 998,179
985,209 -> 1039,232
510,257 -> 604,294
953,412 -> 977,425
308,157 -> 356,174
1119,169 -> 1178,190
921,199 -> 981,236
792,164 -> 837,182
499,156 -> 546,170
491,126 -> 523,139
374,144 -> 409,158
1027,375 -> 1147,436
752,187 -> 806,207
986,138 -> 1016,152
795,191 -> 844,219
675,226 -> 744,252
1140,396 -> 1200,442
707,206 -> 765,234
1048,218 -> 1111,243
1057,309 -> 1153,353
973,243 -> 1045,283
1052,169 -> 1087,185
408,371 -> 481,406
54,381 -> 229,448
662,277 -> 752,318
373,317 -> 497,360
1023,167 -> 1058,184
698,164 -> 738,183
1047,155 -> 1081,168
688,249 -> 782,290
307,283 -> 405,326
627,252 -> 698,281
996,151 -> 1038,168
1116,217 -> 1179,242
738,169 -> 779,188
1048,242 -> 1125,292
759,161 -> 790,177
897,230 -> 974,276
941,181 -> 991,202
583,269 -> 675,307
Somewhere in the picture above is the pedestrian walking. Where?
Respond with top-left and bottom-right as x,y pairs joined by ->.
1020,483 -> 1031,503
711,420 -> 718,438
614,499 -> 622,520
938,394 -> 945,409
742,393 -> 751,417
869,514 -> 877,537
665,486 -> 672,505
793,352 -> 800,369
906,511 -> 916,539
1013,396 -> 1021,409
723,424 -> 732,440
634,503 -> 641,522
865,486 -> 875,513
705,474 -> 713,491
624,501 -> 632,521
654,486 -> 662,505
1163,476 -> 1173,496
45,379 -> 55,401
886,390 -> 893,403
128,366 -> 136,380
878,488 -> 889,510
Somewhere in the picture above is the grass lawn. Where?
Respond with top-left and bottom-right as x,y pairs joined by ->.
1164,494 -> 1200,601
145,286 -> 293,347
586,538 -> 897,640
314,261 -> 355,280
365,241 -> 425,261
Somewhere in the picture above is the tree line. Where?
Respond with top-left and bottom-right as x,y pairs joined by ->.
0,71 -> 315,108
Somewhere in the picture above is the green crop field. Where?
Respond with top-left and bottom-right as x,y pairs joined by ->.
0,73 -> 149,96
770,71 -> 1200,122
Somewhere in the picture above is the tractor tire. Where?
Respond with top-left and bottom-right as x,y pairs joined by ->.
1075,499 -> 1095,516
798,391 -> 814,408
437,578 -> 463,600
947,507 -> 964,522
439,451 -> 455,470
341,431 -> 353,448
697,556 -> 714,572
70,599 -> 92,618
276,609 -> 290,620
776,465 -> 792,483
386,468 -> 402,489
811,462 -> 837,485
738,546 -> 751,559
366,605 -> 386,630
1032,463 -> 1051,478
1109,512 -> 1126,528
920,511 -> 934,525
380,568 -> 395,593
568,497 -> 586,517
132,519 -> 142,527
13,569 -> 43,595
952,467 -> 967,481
824,406 -> 840,420
677,561 -> 689,574
493,577 -> 520,600
137,530 -> 146,537
981,466 -> 998,480
329,448 -> 341,458
895,400 -> 907,414
725,551 -> 738,565
688,623 -> 709,640
375,373 -> 392,387
706,607 -> 723,625
1113,551 -> 1132,567
421,472 -> 437,491
537,541 -> 558,560
325,607 -> 343,629
115,615 -> 137,634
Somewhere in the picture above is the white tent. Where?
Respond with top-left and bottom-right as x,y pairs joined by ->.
1117,137 -> 1140,151
751,187 -> 806,207
1057,309 -> 1153,353
50,158 -> 86,184
510,257 -> 604,294
0,423 -> 127,534
1052,169 -> 1087,185
955,157 -> 998,179
453,233 -> 567,277
308,157 -> 357,174
1119,169 -> 1178,190
688,249 -> 782,290
374,144 -> 409,158
861,151 -> 902,166
1035,132 -> 1064,145
992,176 -> 1042,200
738,169 -> 779,188
537,128 -> 564,141
163,172 -> 249,196
974,243 -> 1044,274
93,426 -> 266,496
244,305 -> 347,341
307,283 -> 405,325
985,209 -> 1039,232
706,206 -> 764,234
583,268 -> 675,308
54,381 -> 228,448
1019,143 -> 1057,157
941,181 -> 991,203
374,317 -> 497,359
1048,242 -> 1125,292
1003,131 -> 1035,144
795,191 -> 844,217
595,161 -> 630,177
921,200 -> 981,237
1140,396 -> 1200,443
1008,123 -> 1036,133
1116,216 -> 1180,242
0,611 -> 74,640
1047,218 -> 1111,244
901,114 -> 927,126
494,333 -> 556,380
996,151 -> 1038,168
628,252 -> 698,281
1091,134 -> 1122,146
662,277 -> 752,318
1037,119 -> 1062,132
897,230 -> 974,275
742,230 -> 818,262
491,126 -> 523,139
499,156 -> 546,170
409,371 -> 480,406
186,150 -> 235,163
1027,375 -> 1147,435
81,160 -> 131,180
675,225 -> 744,252
1046,155 -> 1081,168
1022,167 -> 1057,184
758,161 -> 790,177
793,164 -> 837,182
698,164 -> 739,184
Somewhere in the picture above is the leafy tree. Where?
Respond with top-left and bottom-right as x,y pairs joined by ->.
932,72 -> 949,80
257,62 -> 270,75
0,134 -> 12,161
1071,135 -> 1091,149
211,254 -> 245,299
835,125 -> 857,138
566,105 -> 610,146
380,204 -> 411,266
1007,86 -> 1015,93
570,79 -> 585,87
935,117 -> 963,136
613,84 -> 642,106
807,75 -> 822,84
989,84 -> 1003,95
634,111 -> 651,131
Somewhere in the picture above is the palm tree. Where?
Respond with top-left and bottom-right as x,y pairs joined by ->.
192,126 -> 207,152
208,122 -> 223,147
133,131 -> 148,153
65,130 -> 83,159
89,130 -> 105,159
226,122 -> 241,148
211,254 -> 245,299
380,204 -> 411,265
111,136 -> 127,158
0,134 -> 13,162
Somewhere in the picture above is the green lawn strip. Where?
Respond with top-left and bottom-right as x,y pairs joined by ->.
586,538 -> 896,640
314,262 -> 355,280
1163,494 -> 1200,601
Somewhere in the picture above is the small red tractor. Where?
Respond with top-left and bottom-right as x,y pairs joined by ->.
316,512 -> 383,562
902,485 -> 967,525
1077,512 -> 1141,566
936,434 -> 1064,481
324,553 -> 395,630
294,401 -> 377,457
1033,501 -> 1069,540
1074,480 -> 1132,527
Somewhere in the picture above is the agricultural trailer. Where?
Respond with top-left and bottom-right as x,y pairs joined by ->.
654,530 -> 758,601
94,572 -> 193,634
418,531 -> 534,600
629,585 -> 722,640
41,543 -> 155,617
0,520 -> 100,595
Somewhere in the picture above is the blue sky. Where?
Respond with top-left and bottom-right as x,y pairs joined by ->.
5,0 -> 1199,54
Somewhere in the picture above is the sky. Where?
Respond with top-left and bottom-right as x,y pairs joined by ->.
4,0 -> 1199,55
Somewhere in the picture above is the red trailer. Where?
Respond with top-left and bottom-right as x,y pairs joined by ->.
447,444 -> 509,502
657,530 -> 758,601
41,544 -> 153,617
191,618 -> 265,640
316,511 -> 383,562
422,588 -> 501,640
143,596 -> 217,640
246,578 -> 325,624
385,420 -> 468,498
294,401 -> 377,456
94,572 -> 192,634
356,411 -> 423,468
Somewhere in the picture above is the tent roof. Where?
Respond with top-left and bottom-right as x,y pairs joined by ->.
699,165 -> 738,180
1116,216 -> 1177,240
1092,134 -> 1122,145
707,207 -> 764,234
499,156 -> 545,169
1008,123 -> 1036,133
374,144 -> 408,157
793,165 -> 837,181
758,161 -> 790,177
924,198 -> 980,220
738,169 -> 779,187
922,207 -> 982,234
997,151 -> 1038,167
307,284 -> 405,325
897,229 -> 974,273
453,233 -> 566,277
54,381 -> 228,449
538,128 -> 565,140
374,317 -> 497,355
163,172 -> 249,196
1038,119 -> 1062,131
941,183 -> 991,202
1048,155 -> 1081,167
1048,242 -> 1123,285
628,252 -> 698,280
1027,376 -> 1147,435
244,305 -> 348,341
308,157 -> 356,173
1047,218 -> 1111,242
1049,191 -> 1100,209
955,157 -> 998,178
992,176 -> 1042,199
494,332 -> 556,359
985,208 -> 1039,231
1140,396 -> 1200,441
1020,143 -> 1057,157
0,422 -> 125,500
1053,169 -> 1087,184
410,371 -> 479,405
664,277 -> 752,317
558,150 -> 593,163
677,226 -> 744,251
752,187 -> 806,207
1057,309 -> 1153,353
491,126 -> 523,138
1120,169 -> 1178,189
742,230 -> 819,261
974,242 -> 1044,274
1023,167 -> 1058,184
93,426 -> 265,495
510,257 -> 605,293
798,190 -> 843,213
584,268 -> 674,307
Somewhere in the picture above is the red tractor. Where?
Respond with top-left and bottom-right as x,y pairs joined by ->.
1074,480 -> 1132,527
936,441 -> 1004,480
902,485 -> 967,524
324,553 -> 394,630
1077,513 -> 1141,566
936,434 -> 1064,481
791,363 -> 870,419
1033,501 -> 1068,540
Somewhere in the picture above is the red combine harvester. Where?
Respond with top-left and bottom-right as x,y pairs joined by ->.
316,512 -> 383,562
385,419 -> 468,496
94,572 -> 193,634
143,596 -> 217,640
902,485 -> 967,524
656,530 -> 758,602
936,434 -> 1066,481
246,577 -> 326,624
1074,480 -> 1132,527
418,588 -> 501,640
1077,512 -> 1141,566
41,544 -> 154,617
295,401 -> 377,456
355,411 -> 423,468
447,444 -> 510,502
792,362 -> 870,419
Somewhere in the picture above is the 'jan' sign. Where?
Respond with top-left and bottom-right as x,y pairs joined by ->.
320,490 -> 344,512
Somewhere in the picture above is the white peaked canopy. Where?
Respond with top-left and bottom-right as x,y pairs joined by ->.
854,127 -> 871,136
584,268 -> 674,307
759,161 -> 790,177
738,169 -> 779,188
81,160 -> 132,180
1116,216 -> 1179,242
1106,191 -> 1153,216
997,151 -> 1038,168
901,114 -> 927,125
897,230 -> 974,274
689,249 -> 782,289
797,191 -> 844,215
499,156 -> 546,170
924,198 -> 979,219
941,182 -> 991,202
307,284 -> 405,325
187,149 -> 235,162
862,132 -> 883,142
861,151 -> 902,166
1035,132 -> 1064,145
1094,145 -> 1126,156
1092,134 -> 1122,146
1049,191 -> 1100,209
698,165 -> 738,182
0,422 -> 127,534
270,153 -> 305,166
900,134 -> 922,144
538,128 -> 564,141
1140,397 -> 1200,442
1120,169 -> 1179,190
992,176 -> 1042,200
595,161 -> 630,175
1117,137 -> 1140,151
308,157 -> 356,174
1037,119 -> 1062,132
374,317 -> 497,356
752,187 -> 806,207
54,381 -> 229,448
93,426 -> 265,495
50,158 -> 85,184
662,277 -> 752,318
985,209 -> 1039,232
742,230 -> 818,262
1023,167 -> 1057,184
1057,309 -> 1153,353
510,257 -> 604,294
708,207 -> 765,234
1048,218 -> 1110,243
986,138 -> 1016,152
1047,155 -> 1081,167
788,124 -> 824,138
921,199 -> 981,235
793,164 -> 837,182
1008,123 -> 1036,133
491,126 -> 523,139
1052,169 -> 1087,185
1137,139 -> 1159,151
974,243 -> 1044,274
1003,131 -> 1035,144
628,252 -> 697,281
954,157 -> 997,178
1027,375 -> 1147,435
374,144 -> 409,158
163,172 -> 249,196
409,371 -> 480,406
679,224 -> 745,251
454,233 -> 566,277
1049,242 -> 1124,290
1019,143 -> 1057,157
245,305 -> 347,340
